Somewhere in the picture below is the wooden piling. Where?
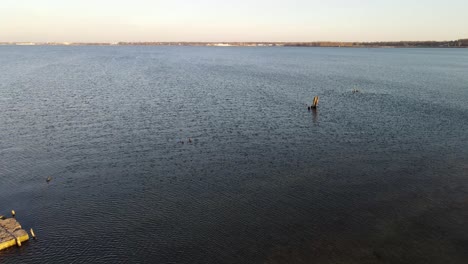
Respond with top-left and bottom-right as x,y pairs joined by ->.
312,96 -> 319,108
16,237 -> 21,247
30,228 -> 36,239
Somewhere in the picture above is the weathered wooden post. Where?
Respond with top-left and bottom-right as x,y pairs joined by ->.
30,228 -> 36,239
16,237 -> 21,247
312,96 -> 319,108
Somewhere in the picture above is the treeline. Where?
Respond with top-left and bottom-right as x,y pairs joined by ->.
284,39 -> 468,48
459,39 -> 468,46
119,40 -> 468,48
116,42 -> 281,46
2,39 -> 468,47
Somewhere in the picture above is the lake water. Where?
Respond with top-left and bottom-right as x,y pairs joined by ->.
1,46 -> 467,263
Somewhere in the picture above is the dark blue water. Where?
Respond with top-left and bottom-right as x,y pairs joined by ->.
1,46 -> 468,263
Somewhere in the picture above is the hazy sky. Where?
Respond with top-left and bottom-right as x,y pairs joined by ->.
1,0 -> 467,42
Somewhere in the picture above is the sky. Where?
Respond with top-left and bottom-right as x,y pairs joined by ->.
1,0 -> 467,42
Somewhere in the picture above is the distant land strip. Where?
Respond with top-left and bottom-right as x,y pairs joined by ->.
1,39 -> 468,47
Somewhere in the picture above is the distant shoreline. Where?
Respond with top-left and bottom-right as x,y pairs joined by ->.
1,39 -> 467,48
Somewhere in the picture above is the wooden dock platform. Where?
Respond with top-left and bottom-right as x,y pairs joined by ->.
0,216 -> 29,251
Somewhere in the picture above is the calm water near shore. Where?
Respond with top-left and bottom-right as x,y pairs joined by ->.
1,46 -> 468,263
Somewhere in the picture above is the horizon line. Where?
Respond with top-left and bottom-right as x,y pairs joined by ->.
1,38 -> 468,44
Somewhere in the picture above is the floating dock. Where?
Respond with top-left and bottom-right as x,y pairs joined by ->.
0,216 -> 29,251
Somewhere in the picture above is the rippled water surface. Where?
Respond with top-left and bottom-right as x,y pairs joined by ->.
1,46 -> 468,263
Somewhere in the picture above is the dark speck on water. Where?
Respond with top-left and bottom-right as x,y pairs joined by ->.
1,46 -> 468,263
